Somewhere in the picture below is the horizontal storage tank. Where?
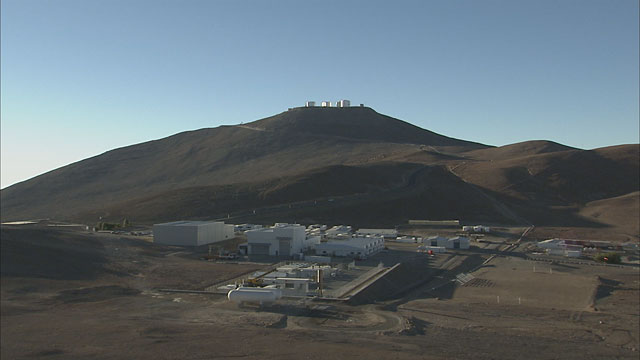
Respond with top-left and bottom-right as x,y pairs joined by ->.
227,288 -> 282,304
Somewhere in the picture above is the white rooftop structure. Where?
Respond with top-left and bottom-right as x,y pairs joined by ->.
357,228 -> 398,238
336,99 -> 351,107
537,239 -> 567,249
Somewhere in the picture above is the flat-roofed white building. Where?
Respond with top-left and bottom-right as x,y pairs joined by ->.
448,236 -> 470,249
314,237 -> 384,259
426,236 -> 449,248
246,224 -> 306,257
153,221 -> 234,246
321,101 -> 332,107
356,228 -> 398,239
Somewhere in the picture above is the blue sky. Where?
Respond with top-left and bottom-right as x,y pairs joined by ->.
1,0 -> 638,188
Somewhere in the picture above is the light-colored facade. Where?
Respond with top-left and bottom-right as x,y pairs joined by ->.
246,224 -> 306,256
426,236 -> 449,248
153,221 -> 234,246
336,99 -> 351,107
321,101 -> 332,107
305,101 -> 316,107
448,236 -> 470,249
314,237 -> 384,259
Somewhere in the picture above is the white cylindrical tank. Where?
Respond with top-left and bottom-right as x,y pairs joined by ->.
227,288 -> 282,303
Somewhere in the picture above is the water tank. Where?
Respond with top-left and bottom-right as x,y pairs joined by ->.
227,288 -> 282,304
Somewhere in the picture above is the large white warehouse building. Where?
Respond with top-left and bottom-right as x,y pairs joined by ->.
246,224 -> 306,256
153,221 -> 234,246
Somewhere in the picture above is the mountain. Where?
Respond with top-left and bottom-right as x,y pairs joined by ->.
1,107 -> 638,238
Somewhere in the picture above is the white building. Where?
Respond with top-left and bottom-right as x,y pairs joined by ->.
537,239 -> 567,250
448,236 -> 470,249
426,236 -> 449,248
473,225 -> 491,233
314,237 -> 384,259
246,224 -> 306,256
357,228 -> 398,239
305,101 -> 316,107
153,221 -> 234,246
336,99 -> 350,107
321,101 -> 332,107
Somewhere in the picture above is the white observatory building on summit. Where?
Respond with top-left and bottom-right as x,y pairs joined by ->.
306,99 -> 352,108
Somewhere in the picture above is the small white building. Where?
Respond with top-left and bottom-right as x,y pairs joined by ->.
305,101 -> 316,107
314,237 -> 384,259
275,278 -> 311,296
448,236 -> 470,249
537,239 -> 567,250
336,99 -> 350,107
426,236 -> 449,248
246,224 -> 306,257
473,225 -> 491,233
153,221 -> 234,246
357,228 -> 398,239
321,101 -> 332,107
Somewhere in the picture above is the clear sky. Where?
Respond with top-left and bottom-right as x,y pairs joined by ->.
1,0 -> 638,189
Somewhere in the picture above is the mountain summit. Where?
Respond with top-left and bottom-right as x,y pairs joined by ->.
250,106 -> 485,147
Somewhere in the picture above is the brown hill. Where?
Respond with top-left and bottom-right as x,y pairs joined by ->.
73,163 -> 516,227
464,140 -> 575,161
579,191 -> 640,237
0,107 -> 486,222
1,107 -> 638,234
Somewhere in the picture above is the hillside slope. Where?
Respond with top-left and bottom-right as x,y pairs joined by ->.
0,107 -> 486,222
1,108 -> 637,233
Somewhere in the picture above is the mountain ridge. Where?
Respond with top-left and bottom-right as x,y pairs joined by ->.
1,107 -> 638,238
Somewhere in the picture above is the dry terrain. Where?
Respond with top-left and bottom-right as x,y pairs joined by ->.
2,225 -> 638,359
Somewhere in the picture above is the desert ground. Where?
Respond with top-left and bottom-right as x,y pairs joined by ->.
1,224 -> 638,359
